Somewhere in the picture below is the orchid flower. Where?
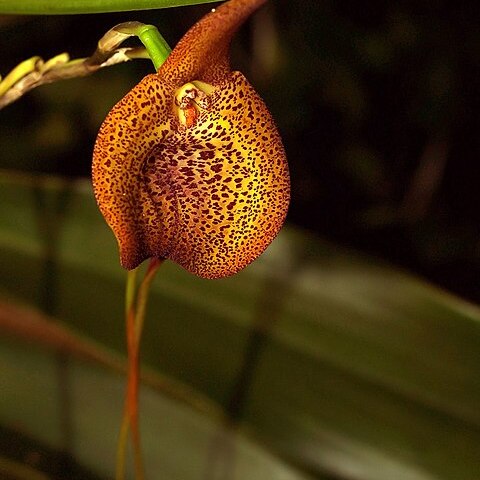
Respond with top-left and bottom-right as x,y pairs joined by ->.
92,0 -> 290,279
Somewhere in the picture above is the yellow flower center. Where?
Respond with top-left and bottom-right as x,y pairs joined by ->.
173,80 -> 215,128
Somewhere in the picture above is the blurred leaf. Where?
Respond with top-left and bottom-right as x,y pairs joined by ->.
0,171 -> 479,479
0,299 -> 223,419
0,330 -> 312,480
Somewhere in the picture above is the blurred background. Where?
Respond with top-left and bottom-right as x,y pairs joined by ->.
1,1 -> 480,479
1,0 -> 480,303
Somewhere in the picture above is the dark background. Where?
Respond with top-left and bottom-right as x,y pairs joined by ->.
1,0 -> 480,302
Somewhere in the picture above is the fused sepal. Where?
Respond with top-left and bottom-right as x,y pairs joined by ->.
92,0 -> 290,278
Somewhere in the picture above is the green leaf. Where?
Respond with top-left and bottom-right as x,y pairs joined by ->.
0,324 -> 316,480
0,0 -> 218,15
0,332 -> 312,479
0,171 -> 480,479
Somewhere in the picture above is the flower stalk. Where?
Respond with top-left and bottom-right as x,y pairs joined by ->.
114,26 -> 171,480
118,259 -> 164,480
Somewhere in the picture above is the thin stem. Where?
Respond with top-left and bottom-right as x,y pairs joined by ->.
116,268 -> 138,480
115,23 -> 172,71
134,258 -> 164,342
126,298 -> 144,480
129,258 -> 163,479
114,18 -> 168,480
137,25 -> 172,71
125,266 -> 138,315
116,403 -> 130,480
117,259 -> 163,480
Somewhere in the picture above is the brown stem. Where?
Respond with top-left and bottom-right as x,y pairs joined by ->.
126,301 -> 145,480
117,258 -> 163,480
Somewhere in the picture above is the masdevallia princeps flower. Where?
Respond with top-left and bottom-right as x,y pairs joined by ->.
92,0 -> 290,279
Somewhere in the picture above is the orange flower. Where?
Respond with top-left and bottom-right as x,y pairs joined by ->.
92,0 -> 290,279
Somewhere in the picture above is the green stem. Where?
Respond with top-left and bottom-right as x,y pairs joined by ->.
137,25 -> 172,71
125,266 -> 138,315
114,22 -> 171,71
115,410 -> 130,480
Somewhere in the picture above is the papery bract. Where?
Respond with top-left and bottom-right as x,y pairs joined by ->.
92,0 -> 290,279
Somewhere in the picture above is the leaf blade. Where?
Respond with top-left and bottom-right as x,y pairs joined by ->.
1,171 -> 480,479
0,0 -> 219,15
